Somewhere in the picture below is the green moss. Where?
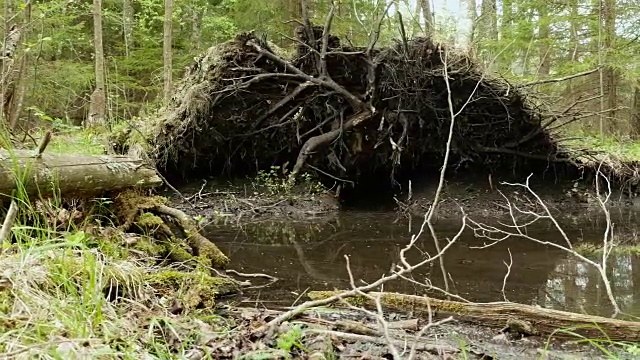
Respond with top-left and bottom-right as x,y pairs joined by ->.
196,242 -> 231,268
130,236 -> 165,257
113,190 -> 167,231
146,270 -> 239,310
137,212 -> 164,228
165,243 -> 194,262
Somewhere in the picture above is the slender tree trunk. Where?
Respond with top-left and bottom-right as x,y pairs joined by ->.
190,7 -> 203,51
480,0 -> 498,40
89,0 -> 106,127
419,0 -> 434,37
1,0 -> 15,124
603,0 -> 617,131
8,0 -> 31,131
123,0 -> 134,57
163,0 -> 173,105
631,82 -> 640,138
566,0 -> 579,95
281,0 -> 303,46
465,0 -> 478,56
537,4 -> 551,78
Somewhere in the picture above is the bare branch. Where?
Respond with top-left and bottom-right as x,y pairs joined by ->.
519,67 -> 600,87
319,3 -> 336,77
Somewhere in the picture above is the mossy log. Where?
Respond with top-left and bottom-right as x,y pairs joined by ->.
0,149 -> 162,198
308,291 -> 640,341
146,270 -> 240,310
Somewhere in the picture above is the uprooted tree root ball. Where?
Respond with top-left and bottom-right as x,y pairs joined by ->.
145,27 -> 619,192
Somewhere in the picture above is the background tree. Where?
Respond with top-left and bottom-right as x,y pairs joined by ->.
0,0 -> 637,140
163,0 -> 173,105
88,0 -> 106,127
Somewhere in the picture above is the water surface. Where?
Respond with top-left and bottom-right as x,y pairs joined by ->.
208,210 -> 640,317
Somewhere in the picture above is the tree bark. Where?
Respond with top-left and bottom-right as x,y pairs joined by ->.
631,81 -> 640,138
89,0 -> 106,127
163,0 -> 173,105
479,0 -> 498,41
537,3 -> 551,78
123,0 -> 134,57
309,291 -> 640,341
7,1 -> 31,131
0,150 -> 162,198
190,7 -> 203,52
419,0 -> 434,37
565,0 -> 580,95
465,0 -> 478,56
603,0 -> 617,130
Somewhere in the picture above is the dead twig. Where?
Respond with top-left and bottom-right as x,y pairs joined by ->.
519,67 -> 600,87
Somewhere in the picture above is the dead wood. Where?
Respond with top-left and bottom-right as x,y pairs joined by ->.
305,329 -> 459,355
0,149 -> 162,198
308,291 -> 640,342
153,204 -> 230,267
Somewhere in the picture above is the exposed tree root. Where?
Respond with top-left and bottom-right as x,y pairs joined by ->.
113,190 -> 229,268
153,204 -> 229,267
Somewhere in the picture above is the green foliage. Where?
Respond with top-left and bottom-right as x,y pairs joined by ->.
563,131 -> 640,162
276,323 -> 306,355
254,166 -> 324,196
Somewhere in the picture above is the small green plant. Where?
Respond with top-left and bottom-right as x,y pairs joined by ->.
253,166 -> 325,195
254,166 -> 292,195
276,323 -> 305,355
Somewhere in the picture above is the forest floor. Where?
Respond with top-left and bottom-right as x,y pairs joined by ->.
2,128 -> 640,358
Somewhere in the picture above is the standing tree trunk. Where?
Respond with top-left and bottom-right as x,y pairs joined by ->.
419,0 -> 434,37
1,0 -> 18,126
163,0 -> 173,105
537,3 -> 551,78
465,0 -> 478,56
603,0 -> 617,130
565,0 -> 580,95
480,0 -> 498,41
7,0 -> 31,131
631,81 -> 640,138
123,0 -> 134,57
280,0 -> 303,47
88,0 -> 106,127
190,7 -> 204,51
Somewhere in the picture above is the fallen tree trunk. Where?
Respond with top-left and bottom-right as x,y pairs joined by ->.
308,291 -> 640,341
0,150 -> 162,198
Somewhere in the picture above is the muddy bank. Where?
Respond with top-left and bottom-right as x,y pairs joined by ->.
164,178 -> 341,223
164,169 -> 639,224
399,172 -> 640,220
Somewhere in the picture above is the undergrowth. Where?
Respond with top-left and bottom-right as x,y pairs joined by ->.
563,131 -> 640,162
0,145 -> 241,359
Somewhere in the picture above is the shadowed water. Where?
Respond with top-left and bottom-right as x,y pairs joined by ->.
207,209 -> 640,317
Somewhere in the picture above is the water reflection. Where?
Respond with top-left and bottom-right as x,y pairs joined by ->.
541,253 -> 640,318
208,211 -> 640,317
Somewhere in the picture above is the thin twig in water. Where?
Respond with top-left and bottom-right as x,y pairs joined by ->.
502,248 -> 513,302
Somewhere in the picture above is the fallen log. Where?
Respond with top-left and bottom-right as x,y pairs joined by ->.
0,149 -> 162,198
308,290 -> 640,341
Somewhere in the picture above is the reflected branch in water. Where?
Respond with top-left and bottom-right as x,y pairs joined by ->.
255,212 -> 467,334
502,248 -> 513,302
468,170 -> 622,317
